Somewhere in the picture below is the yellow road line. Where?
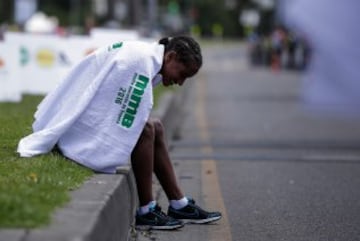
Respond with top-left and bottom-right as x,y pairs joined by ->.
195,75 -> 233,241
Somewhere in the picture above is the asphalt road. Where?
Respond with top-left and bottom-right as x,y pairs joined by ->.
137,42 -> 360,241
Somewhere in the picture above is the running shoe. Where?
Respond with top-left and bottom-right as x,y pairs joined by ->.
135,204 -> 184,230
167,198 -> 222,224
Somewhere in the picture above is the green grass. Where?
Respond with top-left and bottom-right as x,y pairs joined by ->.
0,87 -> 169,228
0,95 -> 93,228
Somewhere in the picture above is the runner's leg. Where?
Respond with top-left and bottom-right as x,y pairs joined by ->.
131,121 -> 155,206
152,118 -> 184,201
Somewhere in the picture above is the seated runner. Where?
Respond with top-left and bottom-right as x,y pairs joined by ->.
18,36 -> 221,230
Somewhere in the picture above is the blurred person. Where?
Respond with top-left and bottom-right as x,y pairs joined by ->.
261,36 -> 272,67
17,36 -> 222,230
282,0 -> 360,117
270,26 -> 286,71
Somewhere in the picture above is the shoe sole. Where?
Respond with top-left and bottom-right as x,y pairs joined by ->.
180,215 -> 222,224
135,223 -> 184,231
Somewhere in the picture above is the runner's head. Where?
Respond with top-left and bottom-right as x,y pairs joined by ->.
159,36 -> 202,86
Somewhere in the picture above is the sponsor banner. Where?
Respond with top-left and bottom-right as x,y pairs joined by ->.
60,35 -> 102,63
59,32 -> 142,77
90,28 -> 140,44
6,32 -> 63,94
0,29 -> 144,101
57,35 -> 95,79
0,41 -> 22,102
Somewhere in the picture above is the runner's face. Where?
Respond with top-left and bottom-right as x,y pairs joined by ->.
161,51 -> 199,87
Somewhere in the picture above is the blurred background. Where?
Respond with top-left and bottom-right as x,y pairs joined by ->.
2,0 -> 303,102
0,0 -> 282,38
2,0 -> 357,116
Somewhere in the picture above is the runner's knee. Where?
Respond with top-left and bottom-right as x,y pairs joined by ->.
152,118 -> 165,137
140,121 -> 155,140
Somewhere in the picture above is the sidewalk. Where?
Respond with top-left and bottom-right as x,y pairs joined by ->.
0,88 -> 188,241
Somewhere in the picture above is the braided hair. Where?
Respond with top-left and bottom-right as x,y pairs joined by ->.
159,36 -> 202,69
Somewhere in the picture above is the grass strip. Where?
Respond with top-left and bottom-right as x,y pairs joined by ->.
0,86 -> 169,228
0,95 -> 93,228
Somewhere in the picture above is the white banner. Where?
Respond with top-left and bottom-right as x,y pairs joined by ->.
57,35 -> 95,80
0,29 -> 145,102
90,28 -> 140,45
6,32 -> 64,94
0,41 -> 22,102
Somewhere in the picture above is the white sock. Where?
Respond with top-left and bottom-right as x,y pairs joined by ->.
138,200 -> 156,215
170,197 -> 189,210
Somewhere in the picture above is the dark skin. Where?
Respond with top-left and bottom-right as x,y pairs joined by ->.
161,51 -> 199,87
131,50 -> 200,206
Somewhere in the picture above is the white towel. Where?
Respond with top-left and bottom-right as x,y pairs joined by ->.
17,41 -> 164,173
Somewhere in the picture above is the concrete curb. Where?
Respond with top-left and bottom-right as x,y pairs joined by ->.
0,88 -> 186,241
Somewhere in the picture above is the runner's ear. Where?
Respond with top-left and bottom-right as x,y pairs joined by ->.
164,51 -> 177,63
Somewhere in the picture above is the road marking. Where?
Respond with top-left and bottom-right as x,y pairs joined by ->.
195,74 -> 233,241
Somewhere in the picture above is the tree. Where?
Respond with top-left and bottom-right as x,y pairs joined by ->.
0,0 -> 13,24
